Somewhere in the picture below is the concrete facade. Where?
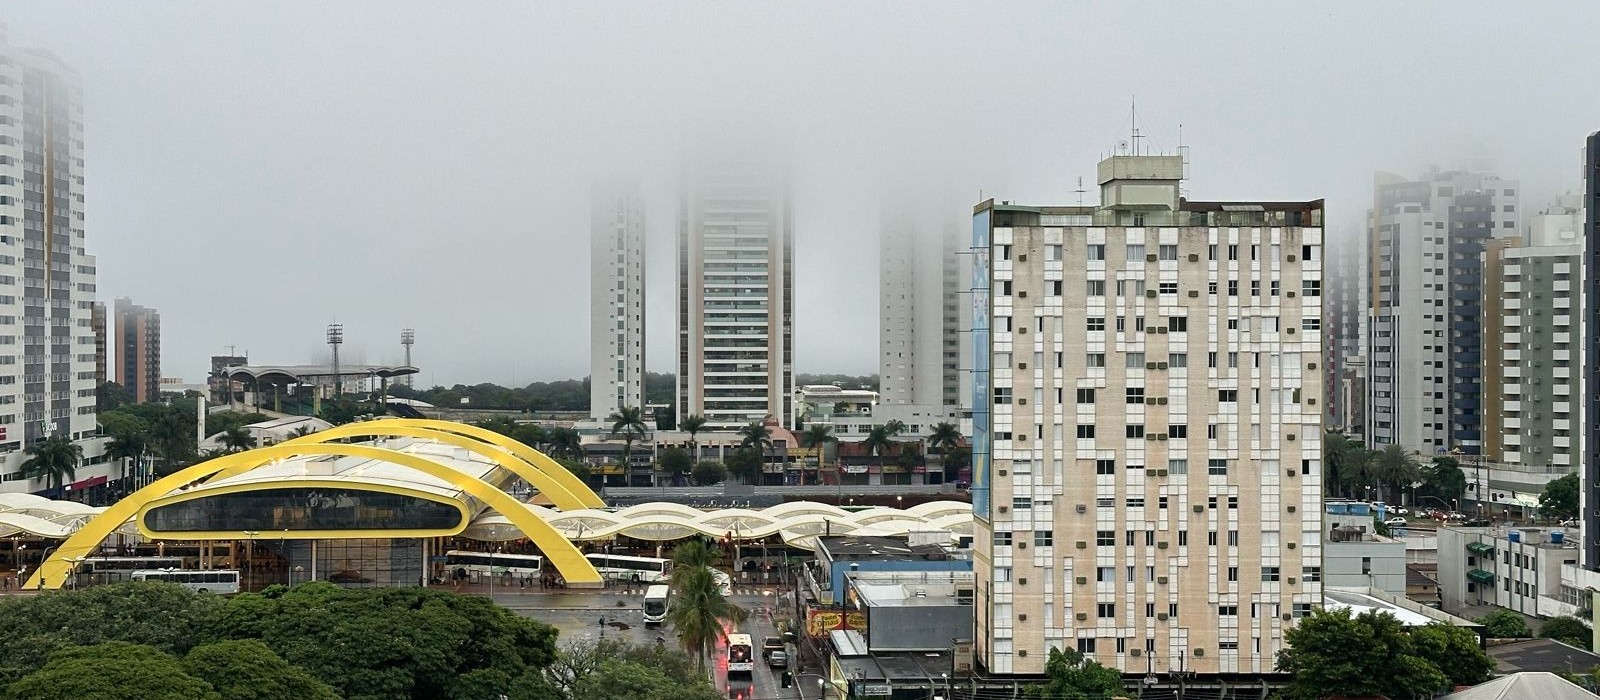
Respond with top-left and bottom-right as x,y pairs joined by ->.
1367,170 -> 1520,454
970,154 -> 1324,675
1325,230 -> 1365,436
589,180 -> 646,421
112,297 -> 160,404
677,162 -> 794,430
1437,525 -> 1579,618
879,207 -> 962,409
1581,131 -> 1600,570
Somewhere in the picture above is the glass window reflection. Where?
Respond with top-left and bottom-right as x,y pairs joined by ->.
146,488 -> 462,532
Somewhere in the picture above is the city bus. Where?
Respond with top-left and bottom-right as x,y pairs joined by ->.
584,553 -> 672,583
73,556 -> 188,585
445,551 -> 544,580
130,569 -> 241,595
643,584 -> 670,626
725,633 -> 754,676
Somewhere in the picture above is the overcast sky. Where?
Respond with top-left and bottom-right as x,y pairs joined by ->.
1,2 -> 1596,387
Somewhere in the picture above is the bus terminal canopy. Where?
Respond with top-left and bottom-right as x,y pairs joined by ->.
224,364 -> 420,386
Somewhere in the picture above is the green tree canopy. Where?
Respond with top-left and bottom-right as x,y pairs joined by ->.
570,659 -> 721,700
1478,609 -> 1533,638
1276,609 -> 1467,700
691,461 -> 725,486
658,447 -> 692,480
182,639 -> 341,700
0,580 -> 226,684
1409,623 -> 1495,686
1541,473 -> 1580,520
6,641 -> 220,700
725,448 -> 763,484
22,435 -> 82,494
546,639 -> 718,700
1026,648 -> 1124,700
1540,616 -> 1593,650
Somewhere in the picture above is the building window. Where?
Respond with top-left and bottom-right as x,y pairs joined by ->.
1096,530 -> 1114,546
1012,497 -> 1031,511
1096,459 -> 1116,475
1262,566 -> 1280,582
1126,424 -> 1145,439
1086,280 -> 1106,297
1097,566 -> 1114,582
993,531 -> 1012,546
1159,244 -> 1178,260
1168,459 -> 1188,474
1208,459 -> 1228,475
1219,606 -> 1238,616
1077,425 -> 1096,439
1077,638 -> 1096,654
1126,387 -> 1145,404
1086,353 -> 1105,368
1169,425 -> 1188,439
1218,389 -> 1237,402
1227,567 -> 1238,582
1049,280 -> 1063,296
1302,280 -> 1321,297
1034,531 -> 1053,547
1076,388 -> 1095,403
1126,244 -> 1145,260
1086,317 -> 1105,332
1087,244 -> 1104,261
1303,567 -> 1321,582
1169,317 -> 1187,332
1098,603 -> 1116,618
1126,352 -> 1146,368
993,388 -> 1012,405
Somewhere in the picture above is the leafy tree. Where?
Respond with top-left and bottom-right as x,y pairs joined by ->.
927,422 -> 961,455
665,564 -> 746,672
1027,648 -> 1124,700
22,435 -> 82,496
724,448 -> 763,485
475,417 -> 546,448
105,420 -> 150,485
680,415 -> 707,461
1277,608 -> 1462,700
182,639 -> 340,700
691,461 -> 725,486
1409,623 -> 1494,686
1419,456 -> 1467,505
556,456 -> 592,482
795,373 -> 878,391
1372,444 -> 1421,504
546,638 -> 715,700
1540,616 -> 1593,650
318,398 -> 367,426
1323,429 -> 1369,498
1478,608 -> 1532,638
1541,473 -> 1580,520
658,447 -> 692,485
737,421 -> 773,455
5,641 -> 220,700
96,381 -> 134,412
0,581 -> 226,685
608,406 -> 649,472
571,659 -> 721,700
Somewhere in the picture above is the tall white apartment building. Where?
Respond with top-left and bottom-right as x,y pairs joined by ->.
879,207 -> 962,408
1366,170 -> 1519,454
970,154 -> 1324,676
0,27 -> 107,486
589,180 -> 646,421
677,162 -> 794,430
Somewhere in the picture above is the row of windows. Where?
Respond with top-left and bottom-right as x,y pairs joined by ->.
1032,242 -> 1320,264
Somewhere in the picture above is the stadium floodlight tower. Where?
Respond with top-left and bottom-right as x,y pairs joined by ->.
327,323 -> 345,396
401,328 -> 415,387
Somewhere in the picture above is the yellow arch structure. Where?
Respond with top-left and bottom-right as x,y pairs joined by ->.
288,419 -> 605,509
205,423 -> 590,511
26,443 -> 601,590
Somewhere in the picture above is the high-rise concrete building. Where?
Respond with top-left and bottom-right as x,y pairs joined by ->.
0,30 -> 99,449
970,154 -> 1324,675
91,301 -> 107,385
1481,197 -> 1582,469
589,180 -> 646,421
113,298 -> 161,404
879,207 -> 962,408
1324,231 -> 1365,435
677,162 -> 794,430
1580,131 -> 1600,570
1366,170 -> 1520,455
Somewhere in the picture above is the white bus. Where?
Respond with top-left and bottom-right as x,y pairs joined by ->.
725,633 -> 754,676
445,551 -> 544,579
584,553 -> 672,583
131,569 -> 241,595
643,584 -> 670,626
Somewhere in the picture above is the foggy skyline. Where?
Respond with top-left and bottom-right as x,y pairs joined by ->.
1,2 -> 1595,388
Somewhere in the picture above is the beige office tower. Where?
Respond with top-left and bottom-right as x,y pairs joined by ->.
969,154 -> 1325,675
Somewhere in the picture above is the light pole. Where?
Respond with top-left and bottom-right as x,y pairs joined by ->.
242,531 -> 258,591
64,556 -> 84,591
292,565 -> 303,586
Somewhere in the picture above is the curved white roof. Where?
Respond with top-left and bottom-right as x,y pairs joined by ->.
0,493 -> 137,539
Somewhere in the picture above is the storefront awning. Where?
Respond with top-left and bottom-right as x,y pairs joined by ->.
65,475 -> 106,492
1465,541 -> 1495,556
1467,569 -> 1496,584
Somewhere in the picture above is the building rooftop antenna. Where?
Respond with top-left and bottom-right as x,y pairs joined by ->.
1130,96 -> 1145,157
1074,177 -> 1087,206
1178,122 -> 1191,199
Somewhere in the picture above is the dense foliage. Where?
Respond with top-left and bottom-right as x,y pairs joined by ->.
1541,473 -> 1580,520
0,582 -> 558,700
1277,608 -> 1492,700
1540,615 -> 1593,650
1477,608 -> 1532,638
1027,648 -> 1124,700
389,373 -> 675,412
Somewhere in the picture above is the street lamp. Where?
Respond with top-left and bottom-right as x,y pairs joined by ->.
64,556 -> 85,591
292,565 -> 304,586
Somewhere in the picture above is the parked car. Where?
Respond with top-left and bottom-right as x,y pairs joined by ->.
766,649 -> 788,669
1383,517 -> 1408,527
1562,519 -> 1579,528
761,636 -> 784,661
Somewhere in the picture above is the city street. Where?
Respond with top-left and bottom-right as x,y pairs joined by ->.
476,585 -> 802,699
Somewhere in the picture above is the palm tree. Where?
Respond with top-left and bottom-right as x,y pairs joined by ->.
543,427 -> 585,460
681,414 -> 708,462
737,420 -> 774,483
801,424 -> 836,449
608,406 -> 649,475
862,426 -> 893,458
883,419 -> 907,437
219,426 -> 254,453
23,436 -> 82,497
1323,429 -> 1370,498
670,539 -> 722,584
666,558 -> 747,672
105,427 -> 148,489
288,425 -> 317,439
927,422 -> 962,482
1373,444 -> 1421,505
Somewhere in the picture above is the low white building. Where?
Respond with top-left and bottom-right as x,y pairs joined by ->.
1324,507 -> 1408,596
1437,525 -> 1580,618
